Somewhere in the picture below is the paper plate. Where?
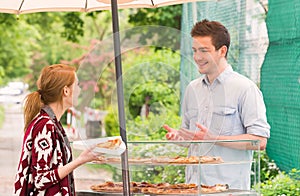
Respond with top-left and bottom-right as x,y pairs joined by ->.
73,136 -> 126,155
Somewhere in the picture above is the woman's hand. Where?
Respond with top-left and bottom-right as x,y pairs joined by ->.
76,145 -> 102,165
58,145 -> 103,179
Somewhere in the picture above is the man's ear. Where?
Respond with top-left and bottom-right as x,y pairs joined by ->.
219,45 -> 227,57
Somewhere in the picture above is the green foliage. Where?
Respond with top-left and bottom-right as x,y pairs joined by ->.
130,165 -> 185,184
253,151 -> 299,195
61,12 -> 84,42
104,107 -> 120,137
258,169 -> 300,196
0,12 -> 89,84
128,82 -> 179,118
128,131 -> 186,184
126,111 -> 181,141
122,48 -> 180,119
128,5 -> 182,50
125,110 -> 183,183
128,5 -> 181,29
259,151 -> 280,182
0,13 -> 34,81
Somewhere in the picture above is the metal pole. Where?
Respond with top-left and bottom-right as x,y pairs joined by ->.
110,0 -> 131,195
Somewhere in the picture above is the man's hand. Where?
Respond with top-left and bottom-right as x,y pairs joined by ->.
194,123 -> 214,140
163,124 -> 182,140
163,123 -> 214,141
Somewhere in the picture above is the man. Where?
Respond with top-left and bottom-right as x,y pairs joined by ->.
163,19 -> 270,190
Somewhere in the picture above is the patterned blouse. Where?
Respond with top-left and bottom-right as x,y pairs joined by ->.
14,107 -> 75,196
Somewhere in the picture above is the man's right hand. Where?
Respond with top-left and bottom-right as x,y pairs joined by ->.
163,124 -> 197,140
163,123 -> 212,141
163,124 -> 181,140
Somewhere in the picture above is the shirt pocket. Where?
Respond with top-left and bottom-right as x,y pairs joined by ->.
210,107 -> 238,135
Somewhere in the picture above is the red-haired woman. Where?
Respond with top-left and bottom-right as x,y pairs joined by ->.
14,64 -> 99,195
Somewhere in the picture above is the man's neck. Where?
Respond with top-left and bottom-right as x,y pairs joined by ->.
207,59 -> 228,84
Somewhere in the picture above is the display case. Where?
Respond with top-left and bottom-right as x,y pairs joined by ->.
76,139 -> 261,196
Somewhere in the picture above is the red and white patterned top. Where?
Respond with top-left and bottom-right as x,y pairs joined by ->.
14,109 -> 75,195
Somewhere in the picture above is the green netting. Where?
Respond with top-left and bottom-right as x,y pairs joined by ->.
261,0 -> 300,172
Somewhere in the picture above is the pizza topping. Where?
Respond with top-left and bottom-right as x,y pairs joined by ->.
96,138 -> 122,149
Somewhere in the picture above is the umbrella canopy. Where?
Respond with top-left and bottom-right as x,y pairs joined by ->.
0,0 -> 205,14
0,0 -> 211,195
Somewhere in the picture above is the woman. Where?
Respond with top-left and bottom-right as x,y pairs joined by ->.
14,64 -> 100,195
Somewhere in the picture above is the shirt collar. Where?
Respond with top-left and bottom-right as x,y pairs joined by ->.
202,64 -> 233,85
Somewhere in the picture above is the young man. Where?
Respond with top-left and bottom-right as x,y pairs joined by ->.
163,19 -> 270,190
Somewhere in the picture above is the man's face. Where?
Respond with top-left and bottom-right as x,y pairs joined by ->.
192,36 -> 224,75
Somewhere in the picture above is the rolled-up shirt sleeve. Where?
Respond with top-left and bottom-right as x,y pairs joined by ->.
239,85 -> 270,138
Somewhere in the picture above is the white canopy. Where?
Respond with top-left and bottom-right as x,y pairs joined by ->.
0,0 -> 210,14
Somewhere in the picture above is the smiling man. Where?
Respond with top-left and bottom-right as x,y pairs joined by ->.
163,19 -> 270,190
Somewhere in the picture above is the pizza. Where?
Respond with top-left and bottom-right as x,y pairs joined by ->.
95,155 -> 223,164
90,181 -> 124,193
200,183 -> 229,193
167,155 -> 224,164
199,156 -> 224,164
96,138 -> 122,149
90,181 -> 229,194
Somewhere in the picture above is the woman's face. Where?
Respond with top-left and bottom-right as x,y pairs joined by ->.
71,74 -> 81,107
65,73 -> 81,108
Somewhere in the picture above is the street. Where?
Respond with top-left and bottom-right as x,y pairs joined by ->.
0,104 -> 23,195
0,103 -> 112,195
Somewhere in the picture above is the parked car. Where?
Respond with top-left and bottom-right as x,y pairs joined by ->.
0,82 -> 28,96
0,82 -> 28,104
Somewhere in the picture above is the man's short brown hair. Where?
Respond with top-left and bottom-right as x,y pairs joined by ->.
191,19 -> 230,57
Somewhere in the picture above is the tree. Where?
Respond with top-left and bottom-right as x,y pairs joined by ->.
127,5 -> 182,50
0,14 -> 34,84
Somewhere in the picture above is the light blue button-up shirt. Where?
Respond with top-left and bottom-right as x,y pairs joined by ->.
182,65 -> 270,190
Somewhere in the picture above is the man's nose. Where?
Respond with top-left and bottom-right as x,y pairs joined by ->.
194,51 -> 203,60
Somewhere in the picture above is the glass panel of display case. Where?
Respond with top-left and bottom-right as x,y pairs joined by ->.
76,139 -> 261,195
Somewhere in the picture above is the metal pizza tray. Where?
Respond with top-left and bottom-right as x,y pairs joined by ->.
76,191 -> 122,196
76,189 -> 259,196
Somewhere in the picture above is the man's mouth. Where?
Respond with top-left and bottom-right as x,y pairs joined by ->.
197,61 -> 208,67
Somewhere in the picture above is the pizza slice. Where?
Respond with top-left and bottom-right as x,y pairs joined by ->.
200,156 -> 224,164
96,138 -> 122,149
200,183 -> 229,193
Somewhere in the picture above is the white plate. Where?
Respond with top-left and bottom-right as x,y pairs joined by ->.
72,136 -> 126,155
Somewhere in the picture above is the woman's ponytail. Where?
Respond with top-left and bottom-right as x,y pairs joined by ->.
23,91 -> 43,132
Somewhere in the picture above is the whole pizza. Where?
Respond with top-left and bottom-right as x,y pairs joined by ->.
95,155 -> 223,165
90,181 -> 229,194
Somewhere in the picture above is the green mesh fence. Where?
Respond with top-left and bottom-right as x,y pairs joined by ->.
261,0 -> 300,172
